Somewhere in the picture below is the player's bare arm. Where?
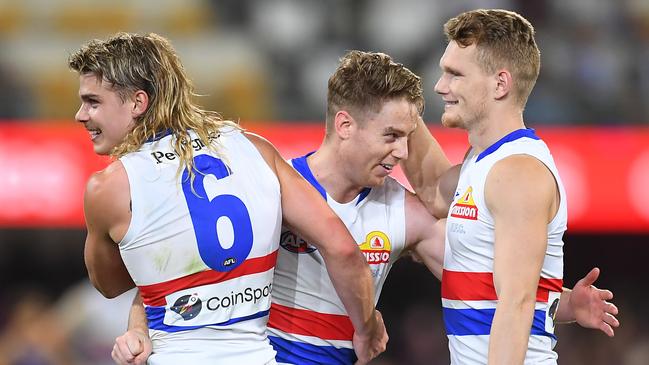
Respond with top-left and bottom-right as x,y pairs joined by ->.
83,161 -> 134,298
487,155 -> 557,365
430,164 -> 461,218
402,191 -> 445,280
246,132 -> 387,363
402,117 -> 451,212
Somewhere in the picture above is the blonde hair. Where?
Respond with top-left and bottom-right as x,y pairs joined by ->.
326,50 -> 423,137
69,32 -> 238,175
444,9 -> 540,106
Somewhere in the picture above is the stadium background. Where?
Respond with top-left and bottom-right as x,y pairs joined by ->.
0,0 -> 648,364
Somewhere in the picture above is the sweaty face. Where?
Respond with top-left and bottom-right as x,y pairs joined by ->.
434,42 -> 491,130
344,98 -> 419,187
75,73 -> 136,155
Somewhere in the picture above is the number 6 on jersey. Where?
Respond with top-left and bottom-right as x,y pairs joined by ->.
182,154 -> 254,272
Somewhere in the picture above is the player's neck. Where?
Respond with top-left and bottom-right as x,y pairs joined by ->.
308,147 -> 366,203
468,110 -> 525,154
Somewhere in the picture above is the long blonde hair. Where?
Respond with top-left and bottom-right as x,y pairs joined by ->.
69,32 -> 238,176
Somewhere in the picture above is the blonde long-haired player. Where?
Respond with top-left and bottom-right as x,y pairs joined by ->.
70,32 -> 387,365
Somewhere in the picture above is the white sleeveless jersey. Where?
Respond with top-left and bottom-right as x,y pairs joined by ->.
119,128 -> 281,365
443,129 -> 567,365
267,152 -> 406,365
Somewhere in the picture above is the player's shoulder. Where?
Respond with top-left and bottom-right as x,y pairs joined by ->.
404,189 -> 433,220
486,154 -> 557,209
489,153 -> 553,184
84,160 -> 131,230
85,160 -> 128,202
242,131 -> 271,146
242,131 -> 283,175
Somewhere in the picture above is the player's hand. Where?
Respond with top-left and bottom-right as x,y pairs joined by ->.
353,309 -> 388,365
111,328 -> 152,365
570,267 -> 620,337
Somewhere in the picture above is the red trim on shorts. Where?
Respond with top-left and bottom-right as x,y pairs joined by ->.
268,303 -> 354,341
139,250 -> 278,307
441,270 -> 563,302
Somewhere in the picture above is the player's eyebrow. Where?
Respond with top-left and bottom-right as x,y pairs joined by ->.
441,64 -> 462,76
80,93 -> 101,102
383,126 -> 407,136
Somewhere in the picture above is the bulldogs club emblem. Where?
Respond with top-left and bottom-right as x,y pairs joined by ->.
280,230 -> 316,253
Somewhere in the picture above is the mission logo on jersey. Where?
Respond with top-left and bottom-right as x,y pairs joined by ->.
450,186 -> 478,220
358,231 -> 391,265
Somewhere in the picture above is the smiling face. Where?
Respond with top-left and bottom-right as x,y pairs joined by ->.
434,41 -> 493,130
75,73 -> 136,155
342,98 -> 419,187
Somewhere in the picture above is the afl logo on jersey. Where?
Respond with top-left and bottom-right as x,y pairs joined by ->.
223,257 -> 236,267
280,230 -> 316,253
359,231 -> 391,265
171,293 -> 202,320
450,186 -> 478,220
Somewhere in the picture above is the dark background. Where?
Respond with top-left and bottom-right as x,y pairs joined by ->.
0,231 -> 645,364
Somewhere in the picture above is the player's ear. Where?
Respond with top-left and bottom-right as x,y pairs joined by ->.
494,69 -> 512,100
334,110 -> 355,140
131,90 -> 149,118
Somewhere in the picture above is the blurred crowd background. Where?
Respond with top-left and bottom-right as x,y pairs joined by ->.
1,0 -> 649,124
0,0 -> 648,364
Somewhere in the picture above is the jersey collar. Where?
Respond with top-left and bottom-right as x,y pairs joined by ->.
476,128 -> 540,162
291,151 -> 371,205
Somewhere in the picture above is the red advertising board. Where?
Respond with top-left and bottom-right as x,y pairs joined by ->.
1,122 -> 648,232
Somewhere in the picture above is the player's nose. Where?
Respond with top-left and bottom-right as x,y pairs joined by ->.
392,138 -> 408,160
75,104 -> 89,123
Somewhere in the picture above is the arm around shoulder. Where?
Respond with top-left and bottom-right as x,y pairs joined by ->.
430,164 -> 461,218
275,150 -> 377,335
404,192 -> 445,281
245,132 -> 368,269
402,117 -> 452,215
245,131 -> 386,362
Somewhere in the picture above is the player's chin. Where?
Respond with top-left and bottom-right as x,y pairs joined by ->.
93,141 -> 113,156
441,113 -> 463,129
93,145 -> 108,155
368,174 -> 388,187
